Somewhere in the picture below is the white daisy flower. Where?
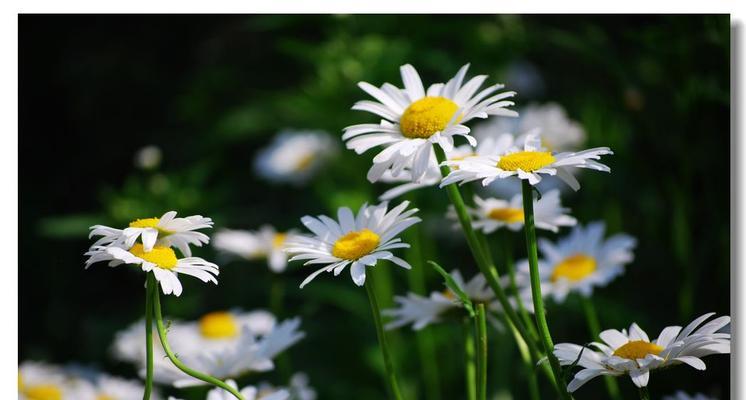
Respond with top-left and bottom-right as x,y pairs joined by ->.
473,102 -> 585,152
213,226 -> 294,273
254,130 -> 338,186
91,373 -> 153,400
18,361 -> 96,400
84,243 -> 219,296
89,211 -> 213,256
662,391 -> 717,400
378,134 -> 513,200
440,132 -> 612,191
343,63 -> 517,183
452,189 -> 576,234
169,379 -> 289,400
383,269 -> 495,330
516,222 -> 636,303
554,313 -> 731,392
284,201 -> 421,288
285,373 -> 317,400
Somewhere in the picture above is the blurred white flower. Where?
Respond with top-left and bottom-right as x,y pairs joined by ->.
18,361 -> 96,400
554,313 -> 731,392
662,391 -> 718,400
254,130 -> 338,185
285,201 -> 420,288
168,379 -> 289,400
344,63 -> 517,183
516,221 -> 636,303
90,373 -> 153,400
213,226 -> 296,273
134,145 -> 163,170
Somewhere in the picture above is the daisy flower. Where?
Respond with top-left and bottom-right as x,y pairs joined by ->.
85,243 -> 219,296
169,379 -> 289,400
254,130 -> 338,186
662,391 -> 717,400
18,361 -> 96,400
213,226 -> 294,273
515,221 -> 636,302
90,373 -> 154,400
451,189 -> 576,234
554,313 -> 731,392
284,201 -> 421,288
440,132 -> 612,191
343,63 -> 517,183
89,211 -> 213,256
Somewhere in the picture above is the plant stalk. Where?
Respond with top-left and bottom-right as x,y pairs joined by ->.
364,272 -> 404,400
580,296 -> 623,400
143,273 -> 155,400
475,304 -> 488,400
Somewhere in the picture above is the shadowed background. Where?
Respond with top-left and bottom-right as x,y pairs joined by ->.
19,15 -> 730,399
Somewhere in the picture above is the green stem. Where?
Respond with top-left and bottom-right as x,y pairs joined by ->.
433,146 -> 548,379
502,232 -> 540,344
639,386 -> 650,400
509,319 -> 541,400
475,304 -> 488,400
580,296 -> 623,400
151,278 -> 245,400
364,273 -> 404,400
464,317 -> 477,400
143,274 -> 155,400
520,180 -> 572,400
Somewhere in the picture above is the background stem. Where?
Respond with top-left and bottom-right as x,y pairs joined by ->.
509,320 -> 541,400
364,273 -> 404,400
464,318 -> 476,400
475,304 -> 488,400
143,273 -> 155,400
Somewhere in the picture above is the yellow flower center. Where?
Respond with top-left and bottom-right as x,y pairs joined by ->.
612,340 -> 664,360
442,289 -> 456,300
272,233 -> 287,249
497,151 -> 556,172
400,96 -> 459,139
550,254 -> 596,283
97,396 -> 116,400
128,217 -> 174,235
23,384 -> 63,400
295,154 -> 315,171
332,229 -> 380,260
199,311 -> 239,339
129,244 -> 178,269
487,208 -> 524,223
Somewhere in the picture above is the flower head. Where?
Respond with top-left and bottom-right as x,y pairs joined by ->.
18,361 -> 97,400
441,132 -> 612,191
554,313 -> 731,392
344,63 -> 517,183
89,211 -> 213,257
285,201 -> 420,288
254,130 -> 338,186
213,226 -> 295,273
516,222 -> 636,302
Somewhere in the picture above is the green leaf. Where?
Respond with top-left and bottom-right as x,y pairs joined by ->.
427,260 -> 475,318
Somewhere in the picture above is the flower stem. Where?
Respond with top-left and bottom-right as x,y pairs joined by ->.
639,386 -> 651,400
520,180 -> 572,400
474,304 -> 488,400
580,296 -> 623,400
143,273 -> 155,400
433,146 -> 548,379
150,279 -> 245,400
502,231 -> 540,344
508,318 -> 541,400
463,317 -> 477,400
364,272 -> 404,400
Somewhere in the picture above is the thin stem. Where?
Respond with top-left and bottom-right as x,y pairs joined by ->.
520,180 -> 572,400
143,273 -> 155,400
364,273 -> 404,400
151,282 -> 245,400
502,232 -> 540,344
580,296 -> 623,400
434,146 -> 552,383
639,386 -> 651,400
509,319 -> 541,400
474,304 -> 488,400
464,317 -> 477,400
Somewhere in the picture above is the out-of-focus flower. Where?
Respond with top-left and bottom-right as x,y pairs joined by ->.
169,379 -> 289,400
254,130 -> 338,186
441,133 -> 612,191
134,145 -> 163,170
554,313 -> 731,392
113,310 -> 304,388
90,373 -> 153,400
213,226 -> 295,273
449,189 -> 576,234
662,391 -> 717,400
18,361 -> 95,400
84,243 -> 218,296
89,211 -> 213,256
344,63 -> 517,183
285,201 -> 420,288
515,221 -> 636,303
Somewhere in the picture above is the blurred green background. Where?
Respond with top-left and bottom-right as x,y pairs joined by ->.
19,15 -> 730,399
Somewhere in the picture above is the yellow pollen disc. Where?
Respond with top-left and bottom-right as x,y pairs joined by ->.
24,384 -> 63,400
272,233 -> 287,249
442,289 -> 456,300
129,244 -> 178,269
551,254 -> 597,283
128,217 -> 174,235
332,229 -> 380,260
295,154 -> 315,171
497,151 -> 556,172
199,311 -> 239,339
487,208 -> 524,223
400,96 -> 459,139
612,340 -> 664,360
97,396 -> 116,400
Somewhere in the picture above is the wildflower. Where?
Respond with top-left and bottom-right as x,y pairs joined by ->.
213,226 -> 294,272
18,361 -> 96,400
254,130 -> 337,185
